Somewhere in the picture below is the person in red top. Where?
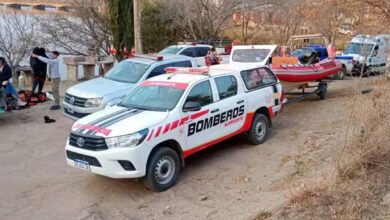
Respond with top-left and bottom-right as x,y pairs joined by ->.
205,48 -> 220,66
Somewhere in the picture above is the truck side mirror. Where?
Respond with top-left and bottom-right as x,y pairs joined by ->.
183,102 -> 201,112
372,46 -> 379,56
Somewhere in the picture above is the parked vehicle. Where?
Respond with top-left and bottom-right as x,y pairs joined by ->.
65,65 -> 283,191
229,44 -> 341,96
159,43 -> 230,66
63,55 -> 197,119
337,35 -> 390,76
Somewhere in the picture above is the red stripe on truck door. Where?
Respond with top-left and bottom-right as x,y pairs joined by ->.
183,112 -> 255,158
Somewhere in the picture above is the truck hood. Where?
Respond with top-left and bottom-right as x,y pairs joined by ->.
66,77 -> 135,99
340,53 -> 365,61
72,105 -> 169,137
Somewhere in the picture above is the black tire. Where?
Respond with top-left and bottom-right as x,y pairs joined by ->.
318,83 -> 327,100
144,147 -> 180,192
335,67 -> 347,80
247,113 -> 270,145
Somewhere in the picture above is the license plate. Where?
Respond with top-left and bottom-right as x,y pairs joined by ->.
74,159 -> 90,171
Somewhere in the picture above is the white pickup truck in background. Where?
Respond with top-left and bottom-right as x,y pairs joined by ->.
159,43 -> 230,66
63,54 -> 197,119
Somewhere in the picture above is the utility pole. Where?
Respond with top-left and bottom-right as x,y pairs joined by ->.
134,0 -> 143,54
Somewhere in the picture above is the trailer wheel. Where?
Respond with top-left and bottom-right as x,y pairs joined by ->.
144,147 -> 180,192
247,113 -> 270,145
318,82 -> 327,100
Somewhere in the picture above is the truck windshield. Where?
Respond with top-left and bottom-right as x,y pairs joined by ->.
344,43 -> 374,55
119,85 -> 184,111
159,46 -> 183,54
232,49 -> 270,62
104,61 -> 150,83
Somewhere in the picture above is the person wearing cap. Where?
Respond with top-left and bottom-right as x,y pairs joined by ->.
32,51 -> 61,110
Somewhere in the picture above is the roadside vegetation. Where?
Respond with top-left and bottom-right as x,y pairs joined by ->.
263,76 -> 390,219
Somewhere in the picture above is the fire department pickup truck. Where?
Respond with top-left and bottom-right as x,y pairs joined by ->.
65,66 -> 283,191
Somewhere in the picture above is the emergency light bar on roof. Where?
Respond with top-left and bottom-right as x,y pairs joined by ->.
133,54 -> 163,61
164,67 -> 209,75
177,42 -> 198,45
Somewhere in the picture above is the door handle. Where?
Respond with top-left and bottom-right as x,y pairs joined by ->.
211,108 -> 219,113
237,100 -> 244,104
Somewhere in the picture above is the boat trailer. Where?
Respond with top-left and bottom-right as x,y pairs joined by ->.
284,81 -> 330,106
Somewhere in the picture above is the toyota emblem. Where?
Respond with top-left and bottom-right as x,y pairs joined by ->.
70,97 -> 75,105
77,137 -> 85,147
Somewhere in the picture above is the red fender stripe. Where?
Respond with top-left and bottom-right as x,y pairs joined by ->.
179,116 -> 189,126
154,126 -> 162,138
147,129 -> 154,141
163,123 -> 171,134
170,120 -> 180,130
183,112 -> 255,158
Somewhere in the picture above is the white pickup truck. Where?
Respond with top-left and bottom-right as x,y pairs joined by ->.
63,54 -> 197,119
159,43 -> 230,66
65,65 -> 283,191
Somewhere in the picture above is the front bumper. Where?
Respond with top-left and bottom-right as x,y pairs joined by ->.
63,101 -> 105,120
351,63 -> 370,75
65,143 -> 149,178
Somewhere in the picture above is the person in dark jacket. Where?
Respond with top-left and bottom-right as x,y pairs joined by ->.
0,57 -> 16,110
30,47 -> 48,94
0,57 -> 12,83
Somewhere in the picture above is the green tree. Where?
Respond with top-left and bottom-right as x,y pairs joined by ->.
107,0 -> 134,59
141,2 -> 187,53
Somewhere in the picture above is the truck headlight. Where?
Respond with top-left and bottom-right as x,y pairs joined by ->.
85,98 -> 103,108
105,129 -> 149,148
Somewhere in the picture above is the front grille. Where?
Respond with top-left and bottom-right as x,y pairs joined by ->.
66,150 -> 101,167
64,108 -> 90,119
69,133 -> 108,151
64,93 -> 87,107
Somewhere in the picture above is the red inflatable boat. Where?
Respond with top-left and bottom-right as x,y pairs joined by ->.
271,59 -> 342,91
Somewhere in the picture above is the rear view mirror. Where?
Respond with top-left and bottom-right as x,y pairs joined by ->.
183,102 -> 201,112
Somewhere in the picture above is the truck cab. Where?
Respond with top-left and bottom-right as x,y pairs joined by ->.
63,54 -> 197,119
65,66 -> 283,191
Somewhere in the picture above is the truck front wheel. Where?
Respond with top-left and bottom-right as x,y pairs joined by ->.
247,113 -> 270,145
144,147 -> 180,192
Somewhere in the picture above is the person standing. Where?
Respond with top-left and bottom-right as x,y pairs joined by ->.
0,57 -> 12,110
205,48 -> 221,66
30,47 -> 48,95
0,57 -> 12,83
32,51 -> 61,110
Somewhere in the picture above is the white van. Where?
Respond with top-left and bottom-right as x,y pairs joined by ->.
337,35 -> 390,76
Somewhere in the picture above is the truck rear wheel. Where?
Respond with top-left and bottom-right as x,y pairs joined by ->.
335,67 -> 346,80
144,147 -> 180,192
247,113 -> 270,145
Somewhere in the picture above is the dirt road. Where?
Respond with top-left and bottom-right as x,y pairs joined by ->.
0,77 -> 379,220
